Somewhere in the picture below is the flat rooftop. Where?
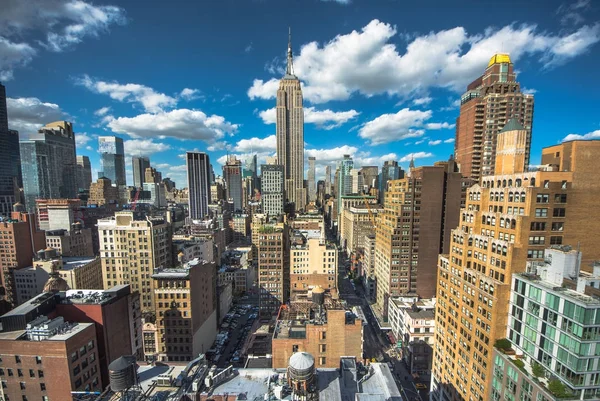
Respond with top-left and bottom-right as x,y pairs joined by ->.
61,256 -> 98,271
516,272 -> 600,306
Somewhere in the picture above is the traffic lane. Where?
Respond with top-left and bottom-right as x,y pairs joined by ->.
393,356 -> 424,401
217,309 -> 252,367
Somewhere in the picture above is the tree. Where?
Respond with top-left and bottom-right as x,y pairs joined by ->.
532,362 -> 545,378
513,359 -> 525,370
548,379 -> 568,398
494,338 -> 511,351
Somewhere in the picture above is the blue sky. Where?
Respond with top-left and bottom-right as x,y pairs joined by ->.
2,0 -> 600,187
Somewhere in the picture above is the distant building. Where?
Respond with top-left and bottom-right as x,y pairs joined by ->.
378,160 -> 403,204
187,152 -> 211,220
98,136 -> 126,186
290,234 -> 337,293
0,84 -> 22,217
20,121 -> 77,212
360,166 -> 379,192
88,177 -> 119,207
325,165 -> 331,196
340,203 -> 383,255
223,155 -> 243,211
261,164 -> 284,216
308,156 -> 316,202
144,167 -> 161,184
271,290 -> 363,368
76,155 -> 92,192
98,212 -> 172,312
152,258 -> 217,362
257,221 -> 290,316
336,155 -> 354,213
132,156 -> 150,189
35,198 -> 82,231
45,226 -> 94,257
0,208 -> 46,306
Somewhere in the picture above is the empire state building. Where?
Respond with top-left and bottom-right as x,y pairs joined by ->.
276,29 -> 306,211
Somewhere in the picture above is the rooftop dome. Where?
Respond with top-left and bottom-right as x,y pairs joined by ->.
487,53 -> 511,68
289,352 -> 315,371
43,274 -> 69,293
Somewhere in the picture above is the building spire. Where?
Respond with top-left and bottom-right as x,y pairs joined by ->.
286,26 -> 294,76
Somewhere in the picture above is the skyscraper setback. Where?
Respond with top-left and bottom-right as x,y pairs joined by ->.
276,29 -> 306,210
454,53 -> 534,181
186,152 -> 211,220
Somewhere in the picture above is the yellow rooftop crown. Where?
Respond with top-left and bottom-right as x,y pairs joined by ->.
487,53 -> 511,68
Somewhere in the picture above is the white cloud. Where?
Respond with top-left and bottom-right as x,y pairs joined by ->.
413,97 -> 432,106
444,138 -> 455,143
75,132 -> 92,147
399,152 -> 434,163
108,108 -> 238,141
207,142 -> 232,152
258,107 -> 359,129
248,20 -> 600,104
522,88 -> 537,95
94,106 -> 111,116
428,140 -> 442,146
180,88 -> 202,101
123,139 -> 171,157
0,37 -> 36,81
426,122 -> 455,130
359,108 -> 431,145
305,145 -> 359,162
0,0 -> 124,79
85,145 -> 93,151
76,75 -> 177,113
234,135 -> 277,153
562,130 -> 600,141
6,97 -> 66,134
244,42 -> 253,53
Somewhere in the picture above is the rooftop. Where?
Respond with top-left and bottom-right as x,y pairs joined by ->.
62,284 -> 131,305
60,256 -> 98,271
487,53 -> 511,67
152,258 -> 211,279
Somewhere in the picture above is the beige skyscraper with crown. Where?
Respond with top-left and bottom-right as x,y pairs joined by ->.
276,28 -> 306,211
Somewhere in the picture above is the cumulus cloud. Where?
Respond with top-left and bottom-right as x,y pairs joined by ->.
562,130 -> 600,141
0,0 -> 125,79
413,97 -> 432,106
399,152 -> 434,163
428,140 -> 442,146
234,135 -> 277,153
94,106 -> 111,116
76,75 -> 177,113
305,145 -> 359,162
180,88 -> 202,101
108,108 -> 239,141
444,138 -> 455,143
359,108 -> 431,145
6,97 -> 67,134
258,107 -> 359,129
123,139 -> 171,157
75,132 -> 92,147
426,122 -> 455,130
248,20 -> 600,104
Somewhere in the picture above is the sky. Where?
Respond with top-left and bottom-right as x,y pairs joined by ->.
2,0 -> 600,187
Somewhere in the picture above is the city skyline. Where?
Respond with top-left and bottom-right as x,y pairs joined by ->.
1,0 -> 600,187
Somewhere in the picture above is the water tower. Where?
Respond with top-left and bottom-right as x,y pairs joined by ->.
287,352 -> 317,400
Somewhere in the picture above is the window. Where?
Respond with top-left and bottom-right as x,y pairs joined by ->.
536,194 -> 549,203
535,208 -> 548,217
15,355 -> 21,364
319,357 -> 327,366
550,236 -> 563,245
7,369 -> 13,377
29,369 -> 35,378
543,180 -> 550,188
20,382 -> 26,390
551,222 -> 564,231
554,194 -> 567,203
35,356 -> 42,364
292,345 -> 298,352
527,249 -> 544,259
553,208 -> 566,217
530,222 -> 546,231
40,383 -> 46,391
528,236 -> 545,245
320,344 -> 327,353
0,368 -> 3,376
17,369 -> 22,377
320,332 -> 326,340
73,366 -> 80,376
38,370 -> 44,378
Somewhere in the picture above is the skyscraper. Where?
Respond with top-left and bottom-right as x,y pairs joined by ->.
308,156 -> 316,202
186,152 -> 211,220
378,160 -> 404,203
454,53 -> 534,181
132,156 -> 150,189
374,158 -> 463,315
337,154 -> 354,213
325,165 -> 331,196
20,121 -> 78,212
261,164 -> 284,216
276,29 -> 306,210
223,155 -> 243,211
0,84 -> 22,216
76,155 -> 92,191
98,136 -> 126,186
431,136 -> 600,401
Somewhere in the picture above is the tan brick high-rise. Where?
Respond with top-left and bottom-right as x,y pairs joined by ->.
431,135 -> 600,401
276,29 -> 306,210
454,54 -> 534,181
374,159 -> 464,314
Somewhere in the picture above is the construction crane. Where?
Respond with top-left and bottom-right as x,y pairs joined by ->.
130,187 -> 141,211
